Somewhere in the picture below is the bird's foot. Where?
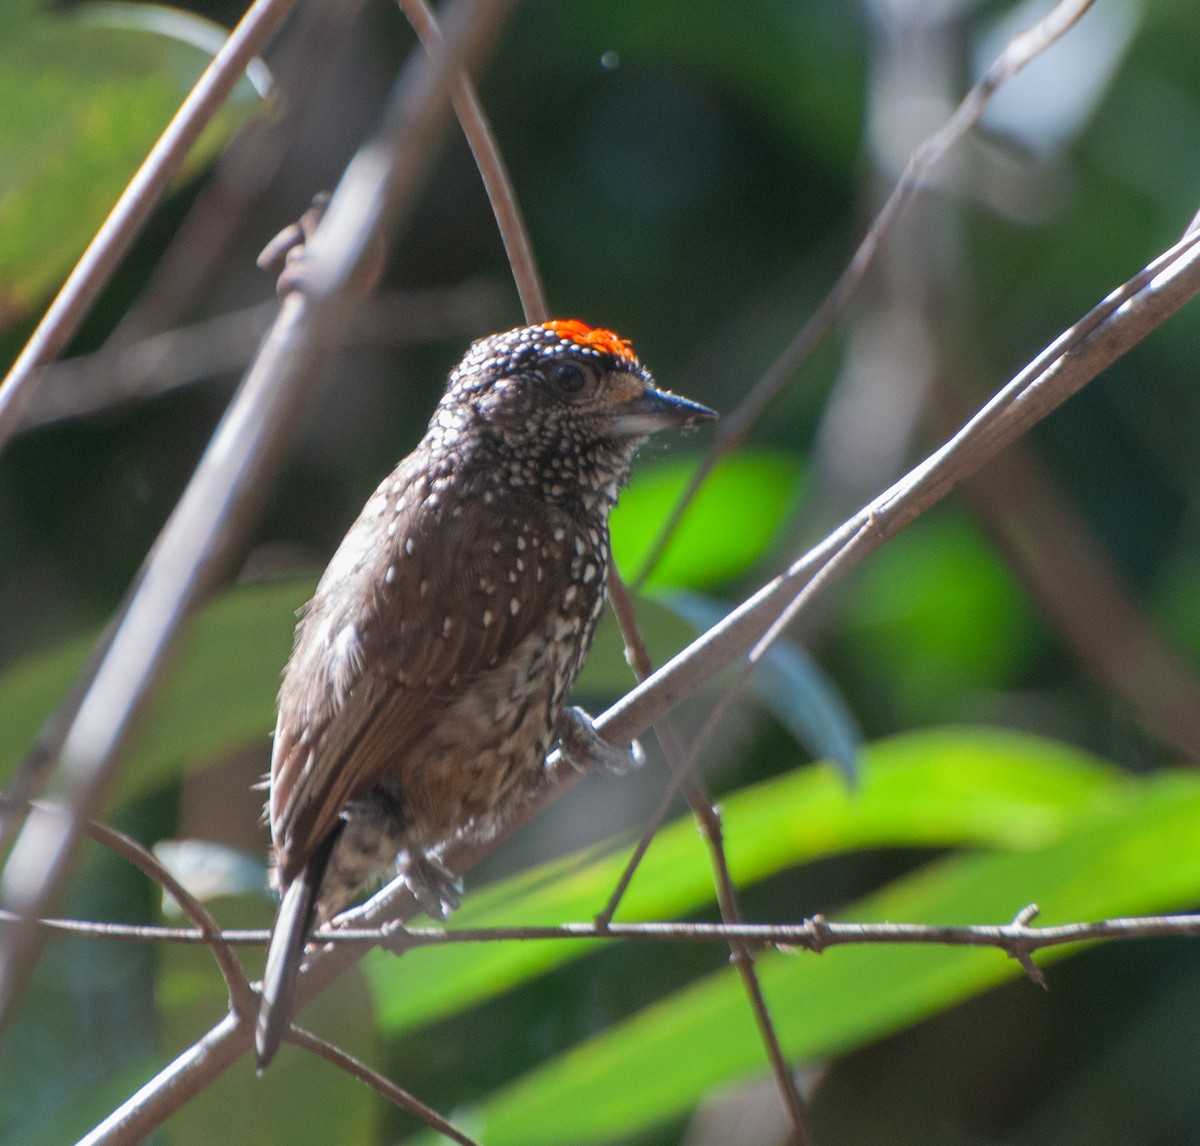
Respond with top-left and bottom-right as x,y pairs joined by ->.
558,706 -> 645,777
257,192 -> 330,297
257,190 -> 383,298
401,850 -> 462,921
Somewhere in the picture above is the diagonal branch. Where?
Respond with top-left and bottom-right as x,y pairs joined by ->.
288,1026 -> 483,1145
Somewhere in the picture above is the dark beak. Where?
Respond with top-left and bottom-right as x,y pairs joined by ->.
608,387 -> 717,437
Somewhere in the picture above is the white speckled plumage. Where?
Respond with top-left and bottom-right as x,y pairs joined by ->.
256,320 -> 714,1068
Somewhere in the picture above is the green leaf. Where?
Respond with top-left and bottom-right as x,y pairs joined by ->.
464,769 -> 1200,1145
365,728 -> 1124,1036
0,2 -> 267,318
608,450 -> 805,588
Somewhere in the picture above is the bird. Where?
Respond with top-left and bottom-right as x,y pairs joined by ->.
255,319 -> 715,1068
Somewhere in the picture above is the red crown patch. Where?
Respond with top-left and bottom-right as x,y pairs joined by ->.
544,319 -> 638,364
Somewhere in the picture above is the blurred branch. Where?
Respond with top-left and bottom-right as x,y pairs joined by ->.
287,1026 -> 483,1145
633,0 -> 1097,587
0,0 -> 297,451
18,283 -> 502,432
0,0 -> 515,1048
110,0 -> 366,345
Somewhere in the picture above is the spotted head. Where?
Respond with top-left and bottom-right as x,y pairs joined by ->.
430,320 -> 715,508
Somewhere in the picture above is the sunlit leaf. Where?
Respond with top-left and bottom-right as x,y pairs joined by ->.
0,2 -> 268,319
609,450 -> 805,589
460,770 -> 1200,1145
366,728 -> 1124,1035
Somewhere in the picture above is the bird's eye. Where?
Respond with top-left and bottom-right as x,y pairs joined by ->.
551,363 -> 587,393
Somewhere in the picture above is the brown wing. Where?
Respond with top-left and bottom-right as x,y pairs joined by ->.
268,460 -> 575,884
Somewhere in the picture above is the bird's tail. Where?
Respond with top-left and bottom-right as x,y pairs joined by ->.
255,826 -> 341,1070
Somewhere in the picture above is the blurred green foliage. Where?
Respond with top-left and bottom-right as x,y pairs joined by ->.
4,0 -> 1200,1143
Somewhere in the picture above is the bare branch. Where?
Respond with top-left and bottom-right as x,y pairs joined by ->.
398,0 -> 548,323
16,905 -> 1200,960
0,0 -> 297,450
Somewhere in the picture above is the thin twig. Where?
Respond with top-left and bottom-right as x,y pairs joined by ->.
287,1025 -> 483,1145
397,0 -> 547,323
19,905 -> 1200,963
0,0 -> 297,451
603,563 -> 813,1144
633,0 -> 1098,587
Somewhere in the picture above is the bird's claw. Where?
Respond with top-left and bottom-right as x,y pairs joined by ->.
402,851 -> 462,920
558,706 -> 645,776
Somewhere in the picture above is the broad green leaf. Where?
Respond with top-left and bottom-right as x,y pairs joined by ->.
0,579 -> 310,804
608,450 -> 805,588
0,2 -> 267,317
463,770 -> 1200,1145
366,728 -> 1124,1035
